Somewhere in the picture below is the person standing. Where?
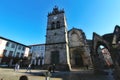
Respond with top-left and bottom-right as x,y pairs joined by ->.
52,64 -> 56,73
26,64 -> 31,72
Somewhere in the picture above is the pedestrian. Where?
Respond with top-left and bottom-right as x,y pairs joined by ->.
48,65 -> 52,72
17,64 -> 20,71
26,64 -> 31,72
52,64 -> 56,73
14,63 -> 17,71
14,63 -> 20,72
19,75 -> 28,80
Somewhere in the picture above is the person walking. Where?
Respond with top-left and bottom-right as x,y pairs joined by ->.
48,65 -> 52,72
16,64 -> 20,71
26,64 -> 31,72
52,64 -> 56,73
14,63 -> 20,72
14,63 -> 17,71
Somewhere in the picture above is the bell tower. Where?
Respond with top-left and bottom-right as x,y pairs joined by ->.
44,6 -> 71,71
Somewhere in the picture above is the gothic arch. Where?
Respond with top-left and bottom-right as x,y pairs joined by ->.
70,49 -> 84,67
69,29 -> 82,39
92,32 -> 110,53
68,28 -> 84,47
91,32 -> 111,73
91,26 -> 120,79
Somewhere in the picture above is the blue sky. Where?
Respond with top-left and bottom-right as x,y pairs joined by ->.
0,0 -> 120,45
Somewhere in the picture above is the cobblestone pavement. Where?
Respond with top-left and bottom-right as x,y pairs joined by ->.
0,68 -> 115,80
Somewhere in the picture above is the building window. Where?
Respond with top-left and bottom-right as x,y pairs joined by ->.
8,51 -> 13,57
41,53 -> 43,56
56,21 -> 60,28
3,50 -> 7,56
21,53 -> 24,57
11,43 -> 15,48
6,42 -> 10,47
41,46 -> 44,50
38,46 -> 40,49
51,22 -> 55,29
18,45 -> 21,50
16,52 -> 20,57
22,47 -> 25,51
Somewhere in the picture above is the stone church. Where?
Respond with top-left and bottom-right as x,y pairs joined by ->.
44,6 -> 92,70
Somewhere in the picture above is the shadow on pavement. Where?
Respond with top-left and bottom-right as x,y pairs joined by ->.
19,70 -> 115,80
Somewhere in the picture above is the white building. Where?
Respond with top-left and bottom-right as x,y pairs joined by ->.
29,44 -> 45,66
0,36 -> 30,66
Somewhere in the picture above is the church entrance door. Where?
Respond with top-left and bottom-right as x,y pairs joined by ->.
74,53 -> 83,67
51,51 -> 59,64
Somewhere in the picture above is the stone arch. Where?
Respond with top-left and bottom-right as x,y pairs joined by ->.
92,32 -> 110,52
68,28 -> 84,47
91,26 -> 120,79
70,48 -> 85,68
91,32 -> 111,73
72,49 -> 83,67
69,29 -> 82,39
95,41 -> 110,55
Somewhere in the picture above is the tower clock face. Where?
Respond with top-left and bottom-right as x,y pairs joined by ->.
53,16 -> 57,20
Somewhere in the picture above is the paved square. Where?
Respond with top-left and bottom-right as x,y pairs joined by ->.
0,68 -> 114,80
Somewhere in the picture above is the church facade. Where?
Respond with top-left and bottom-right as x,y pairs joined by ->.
68,28 -> 92,68
44,6 -> 92,70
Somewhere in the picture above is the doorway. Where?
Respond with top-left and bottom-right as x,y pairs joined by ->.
51,51 -> 59,64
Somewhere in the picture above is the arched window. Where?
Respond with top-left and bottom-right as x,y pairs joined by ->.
51,22 -> 55,30
56,21 -> 60,28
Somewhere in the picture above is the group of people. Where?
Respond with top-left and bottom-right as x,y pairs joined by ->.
14,63 -> 56,73
0,64 -> 56,80
14,63 -> 31,72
